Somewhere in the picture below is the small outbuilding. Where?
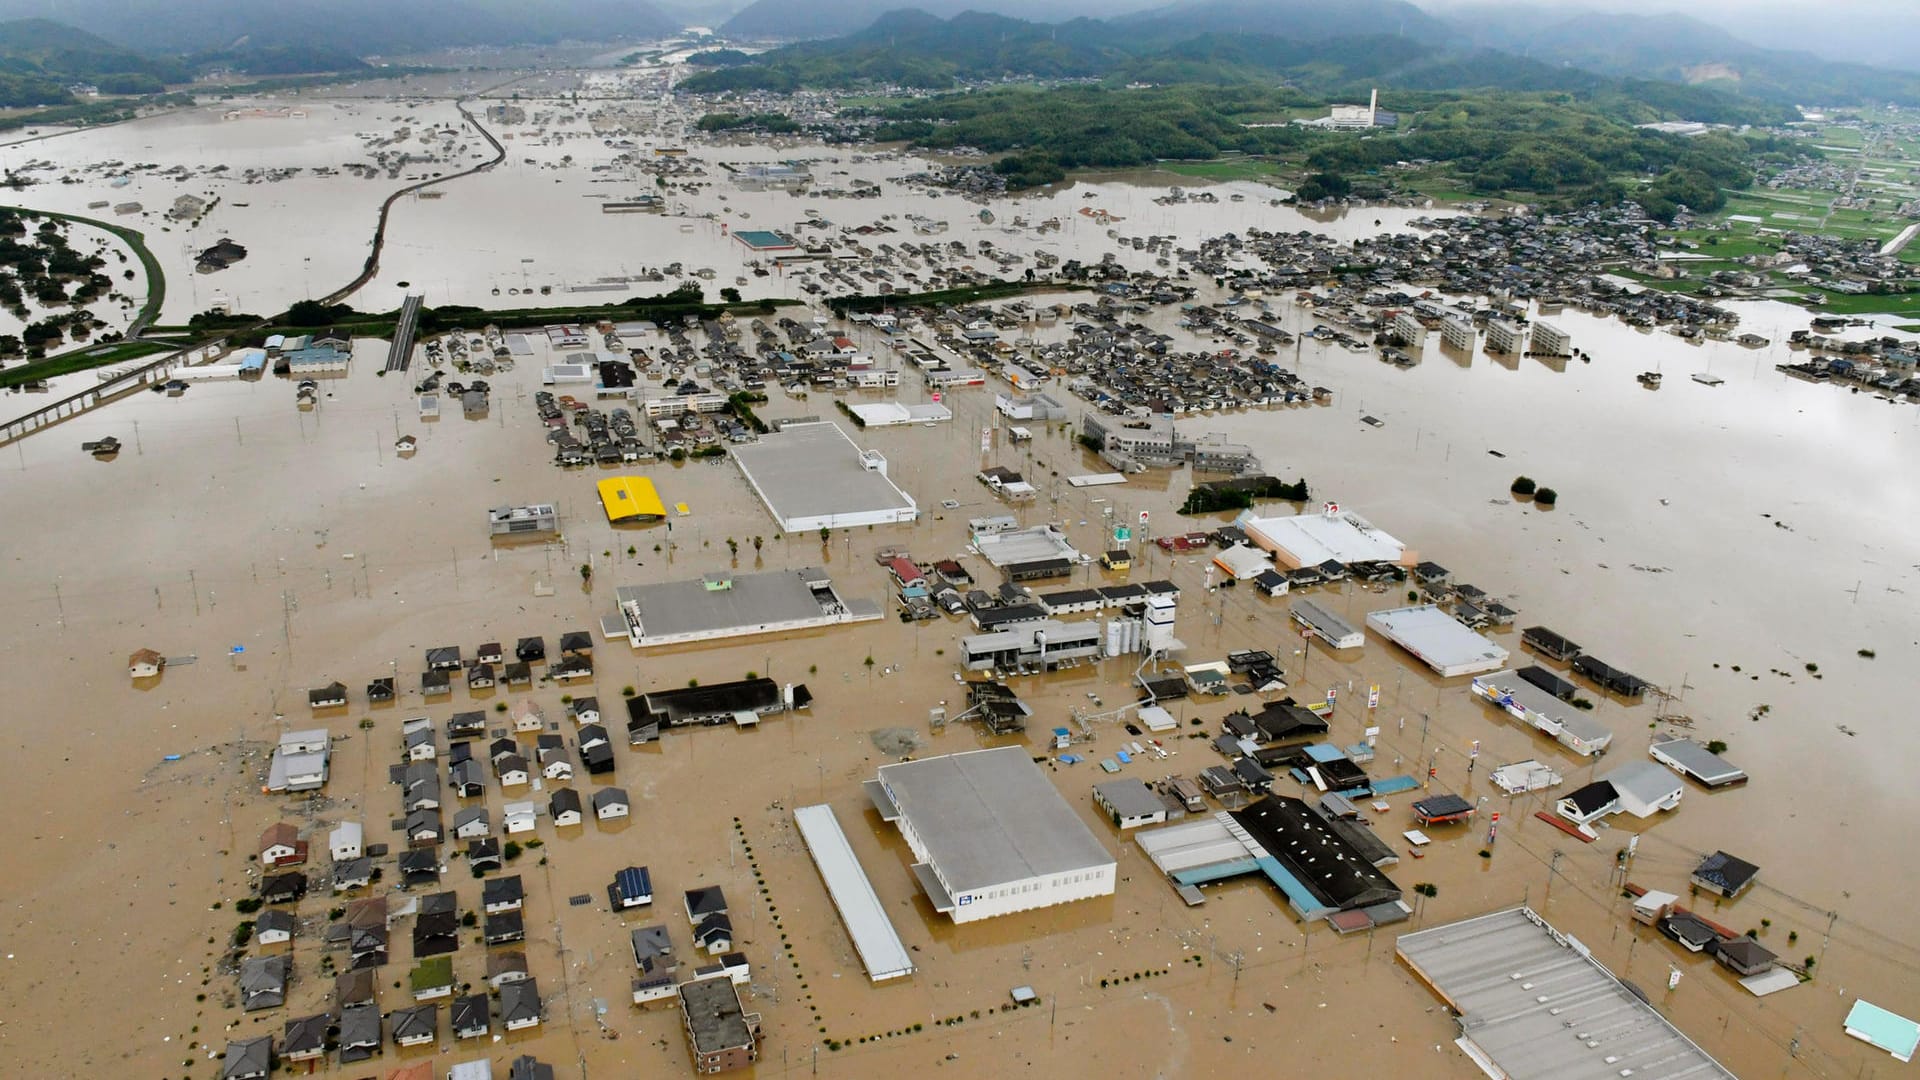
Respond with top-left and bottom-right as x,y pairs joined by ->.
129,648 -> 165,679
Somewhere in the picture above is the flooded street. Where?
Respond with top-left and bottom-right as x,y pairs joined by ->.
0,79 -> 1916,1080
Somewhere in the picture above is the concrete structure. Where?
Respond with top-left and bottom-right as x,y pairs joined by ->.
1470,670 -> 1614,756
597,476 -> 667,523
1366,606 -> 1509,677
1092,778 -> 1169,830
792,804 -> 915,982
614,567 -> 881,649
974,525 -> 1079,568
960,619 -> 1104,671
866,746 -> 1115,923
677,973 -> 761,1073
1390,310 -> 1426,348
489,504 -> 558,537
1397,907 -> 1737,1080
1290,598 -> 1365,650
1531,321 -> 1571,357
848,401 -> 951,427
1440,317 -> 1476,350
1081,413 -> 1259,473
731,422 -> 917,532
995,391 -> 1070,421
1485,320 -> 1525,355
1240,508 -> 1410,569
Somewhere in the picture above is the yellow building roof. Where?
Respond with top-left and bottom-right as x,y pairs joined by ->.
598,476 -> 666,523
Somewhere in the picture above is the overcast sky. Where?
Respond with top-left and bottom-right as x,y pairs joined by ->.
1415,0 -> 1920,69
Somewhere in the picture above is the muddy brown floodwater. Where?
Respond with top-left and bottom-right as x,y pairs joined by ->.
0,82 -> 1917,1080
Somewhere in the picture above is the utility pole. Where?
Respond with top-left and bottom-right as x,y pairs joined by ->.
1543,850 -> 1564,906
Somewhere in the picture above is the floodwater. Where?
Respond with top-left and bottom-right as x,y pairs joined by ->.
0,77 -> 1917,1080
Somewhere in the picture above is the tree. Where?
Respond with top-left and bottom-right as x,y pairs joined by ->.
1510,476 -> 1536,495
819,525 -> 831,545
720,286 -> 742,303
1533,487 -> 1558,506
726,537 -> 739,558
753,536 -> 764,553
579,563 -> 593,582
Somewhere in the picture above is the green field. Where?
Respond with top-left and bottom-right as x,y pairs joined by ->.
0,337 -> 174,389
1155,159 -> 1286,182
1797,291 -> 1920,317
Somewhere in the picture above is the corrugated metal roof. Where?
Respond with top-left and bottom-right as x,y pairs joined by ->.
794,804 -> 915,982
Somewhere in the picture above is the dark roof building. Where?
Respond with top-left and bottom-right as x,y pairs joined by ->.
1691,850 -> 1760,899
1230,796 -> 1401,918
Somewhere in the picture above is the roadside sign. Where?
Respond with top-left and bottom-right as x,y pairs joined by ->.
1137,510 -> 1150,526
931,392 -> 942,403
1367,684 -> 1380,709
1113,526 -> 1131,542
1326,686 -> 1337,704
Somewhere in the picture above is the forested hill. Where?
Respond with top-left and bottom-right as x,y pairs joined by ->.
0,19 -> 189,104
693,3 -> 1920,110
0,0 -> 678,56
680,9 -> 1796,126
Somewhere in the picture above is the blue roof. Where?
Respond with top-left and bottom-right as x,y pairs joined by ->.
616,866 -> 652,898
1302,743 -> 1345,763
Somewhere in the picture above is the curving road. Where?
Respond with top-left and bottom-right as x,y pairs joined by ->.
323,98 -> 506,306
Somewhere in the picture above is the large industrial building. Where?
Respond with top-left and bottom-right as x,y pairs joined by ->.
611,567 -> 881,649
866,746 -> 1115,924
1397,907 -> 1736,1080
1136,799 -> 1402,926
731,422 -> 918,532
1366,605 -> 1509,677
1239,508 -> 1412,569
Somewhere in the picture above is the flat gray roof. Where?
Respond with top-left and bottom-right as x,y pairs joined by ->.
1366,605 -> 1509,674
1397,907 -> 1736,1080
1093,777 -> 1168,819
1649,737 -> 1746,785
793,804 -> 915,982
616,568 -> 874,644
730,422 -> 916,529
876,746 -> 1113,894
678,975 -> 755,1053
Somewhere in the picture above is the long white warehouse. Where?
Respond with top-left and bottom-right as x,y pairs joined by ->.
793,804 -> 916,982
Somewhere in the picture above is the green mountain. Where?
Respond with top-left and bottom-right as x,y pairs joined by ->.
1116,0 -> 1449,42
720,0 -> 1161,41
0,0 -> 679,57
682,8 -> 1794,125
0,19 -> 190,103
